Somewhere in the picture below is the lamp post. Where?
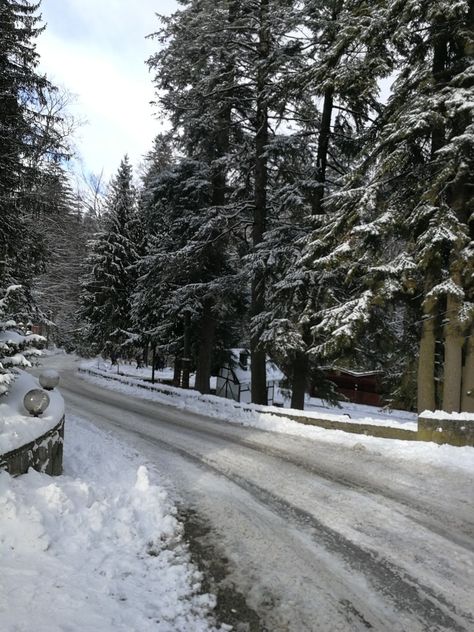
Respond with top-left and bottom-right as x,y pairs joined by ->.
39,369 -> 60,390
24,389 -> 50,417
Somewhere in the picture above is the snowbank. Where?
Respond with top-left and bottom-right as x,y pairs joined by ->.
420,410 -> 474,421
78,364 -> 474,473
0,370 -> 64,454
0,416 -> 220,632
81,360 -> 417,430
92,360 -> 418,428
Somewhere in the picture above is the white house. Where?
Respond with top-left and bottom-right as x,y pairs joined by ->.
216,348 -> 284,404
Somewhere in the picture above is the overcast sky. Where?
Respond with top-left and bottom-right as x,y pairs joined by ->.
37,0 -> 178,180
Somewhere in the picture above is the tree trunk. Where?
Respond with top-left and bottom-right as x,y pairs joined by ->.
181,358 -> 191,390
172,357 -> 181,387
443,289 -> 464,413
417,297 -> 437,413
312,87 -> 334,215
290,351 -> 308,410
181,313 -> 192,389
151,345 -> 156,384
461,329 -> 474,413
289,88 -> 334,408
250,0 -> 269,406
195,300 -> 216,394
416,23 -> 448,414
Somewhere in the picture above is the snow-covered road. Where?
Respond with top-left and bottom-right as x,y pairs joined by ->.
48,357 -> 474,632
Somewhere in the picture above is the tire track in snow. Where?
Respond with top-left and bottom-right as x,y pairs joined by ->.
67,374 -> 474,552
132,430 -> 472,632
60,370 -> 474,631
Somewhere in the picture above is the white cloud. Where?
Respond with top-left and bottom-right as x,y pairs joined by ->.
37,0 -> 177,179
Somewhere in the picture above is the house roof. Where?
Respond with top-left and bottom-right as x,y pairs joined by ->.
226,348 -> 284,384
322,365 -> 383,378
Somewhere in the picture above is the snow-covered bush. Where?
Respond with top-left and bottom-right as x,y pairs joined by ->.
0,286 -> 45,396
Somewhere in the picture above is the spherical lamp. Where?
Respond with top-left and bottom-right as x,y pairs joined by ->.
39,369 -> 60,391
24,389 -> 50,417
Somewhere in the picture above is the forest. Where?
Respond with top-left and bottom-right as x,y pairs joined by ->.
1,0 -> 473,413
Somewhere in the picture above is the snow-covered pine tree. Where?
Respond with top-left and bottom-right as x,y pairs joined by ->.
32,165 -> 90,349
133,149 -> 245,392
80,156 -> 140,360
257,0 -> 392,408
0,285 -> 45,396
0,0 -> 68,291
147,1 -> 253,393
229,0 -> 306,405
0,1 -> 72,392
303,0 -> 473,413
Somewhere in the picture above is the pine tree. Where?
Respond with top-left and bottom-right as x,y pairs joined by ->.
0,1 -> 71,393
80,157 -> 140,360
0,285 -> 44,396
133,150 -> 245,392
256,0 -> 391,408
0,0 -> 67,288
303,0 -> 474,412
148,1 -> 252,393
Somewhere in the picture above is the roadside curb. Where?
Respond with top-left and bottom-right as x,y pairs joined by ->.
78,367 -> 419,442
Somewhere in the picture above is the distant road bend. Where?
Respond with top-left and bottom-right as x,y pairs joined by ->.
45,357 -> 474,632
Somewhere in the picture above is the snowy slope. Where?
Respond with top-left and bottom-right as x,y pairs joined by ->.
0,416 -> 222,632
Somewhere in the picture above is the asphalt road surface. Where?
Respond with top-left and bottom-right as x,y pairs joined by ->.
43,357 -> 474,632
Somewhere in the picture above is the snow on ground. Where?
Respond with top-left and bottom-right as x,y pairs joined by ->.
92,359 -> 218,391
78,362 -> 474,473
301,394 -> 416,425
0,370 -> 65,454
0,415 -> 222,632
420,409 -> 474,421
88,360 -> 417,429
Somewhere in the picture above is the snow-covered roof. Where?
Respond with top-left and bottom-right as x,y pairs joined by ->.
226,348 -> 284,384
322,365 -> 383,378
0,330 -> 24,345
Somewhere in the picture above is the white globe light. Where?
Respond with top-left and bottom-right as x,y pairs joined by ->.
39,370 -> 60,391
24,389 -> 50,417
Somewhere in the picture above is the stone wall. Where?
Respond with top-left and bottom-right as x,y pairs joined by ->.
0,416 -> 64,476
262,410 -> 419,441
418,416 -> 474,447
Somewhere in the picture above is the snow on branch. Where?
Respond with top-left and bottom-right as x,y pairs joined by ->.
311,291 -> 373,358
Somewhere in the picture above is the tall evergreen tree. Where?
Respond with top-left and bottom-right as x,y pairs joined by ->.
257,0 -> 391,408
0,0 -> 67,289
80,156 -> 140,359
303,0 -> 474,412
0,0 -> 71,393
149,0 -> 304,401
148,1 -> 250,393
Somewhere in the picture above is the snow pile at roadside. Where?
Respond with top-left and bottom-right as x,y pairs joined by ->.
78,366 -> 474,473
420,409 -> 474,421
0,370 -> 64,454
91,359 -> 217,390
79,360 -> 417,430
297,393 -> 417,425
0,416 -> 220,632
87,360 -> 417,428
40,346 -> 67,357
